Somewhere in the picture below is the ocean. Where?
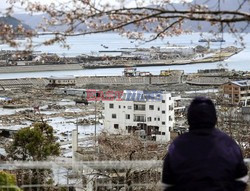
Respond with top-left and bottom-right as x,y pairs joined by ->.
0,32 -> 249,79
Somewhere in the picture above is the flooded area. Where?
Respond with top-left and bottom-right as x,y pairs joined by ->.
0,88 -> 104,158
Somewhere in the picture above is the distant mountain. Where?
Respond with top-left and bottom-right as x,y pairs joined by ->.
0,16 -> 32,30
11,14 -> 43,29
192,0 -> 249,11
13,0 -> 250,33
13,13 -> 84,31
184,0 -> 250,33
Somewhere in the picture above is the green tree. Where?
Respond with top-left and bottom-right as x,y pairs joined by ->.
5,122 -> 60,190
6,122 -> 60,161
0,171 -> 21,191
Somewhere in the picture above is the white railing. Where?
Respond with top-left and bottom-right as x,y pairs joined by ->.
0,159 -> 249,191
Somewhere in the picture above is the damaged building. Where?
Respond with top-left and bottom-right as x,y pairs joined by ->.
103,90 -> 175,142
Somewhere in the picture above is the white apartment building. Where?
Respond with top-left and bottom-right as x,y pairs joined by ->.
103,90 -> 175,142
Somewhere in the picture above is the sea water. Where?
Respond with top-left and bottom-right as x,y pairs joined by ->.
0,32 -> 249,79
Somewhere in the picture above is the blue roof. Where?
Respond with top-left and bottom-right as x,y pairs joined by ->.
231,80 -> 250,87
122,90 -> 166,102
0,96 -> 12,101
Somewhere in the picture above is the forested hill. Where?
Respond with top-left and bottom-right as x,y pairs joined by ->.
12,0 -> 250,33
0,16 -> 32,30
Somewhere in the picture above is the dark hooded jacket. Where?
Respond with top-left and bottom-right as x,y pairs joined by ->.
162,97 -> 248,191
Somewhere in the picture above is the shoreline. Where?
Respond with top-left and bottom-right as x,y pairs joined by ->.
0,48 -> 243,74
83,58 -> 227,69
83,48 -> 242,69
0,63 -> 83,74
0,57 -> 233,74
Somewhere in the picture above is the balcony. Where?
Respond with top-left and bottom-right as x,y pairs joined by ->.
134,115 -> 146,122
134,104 -> 146,111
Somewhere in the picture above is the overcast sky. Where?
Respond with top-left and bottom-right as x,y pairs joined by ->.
0,0 -> 192,14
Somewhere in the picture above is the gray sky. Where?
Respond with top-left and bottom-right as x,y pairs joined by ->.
0,0 -> 192,13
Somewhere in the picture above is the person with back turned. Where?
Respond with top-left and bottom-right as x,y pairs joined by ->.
162,97 -> 248,191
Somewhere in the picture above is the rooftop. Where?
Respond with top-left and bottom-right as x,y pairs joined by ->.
48,76 -> 75,80
230,80 -> 250,87
121,90 -> 170,102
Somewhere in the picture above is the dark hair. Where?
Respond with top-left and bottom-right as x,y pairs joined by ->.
187,97 -> 217,129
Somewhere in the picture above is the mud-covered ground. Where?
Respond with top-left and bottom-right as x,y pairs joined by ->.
83,83 -> 216,92
0,85 -> 219,158
0,87 -> 104,158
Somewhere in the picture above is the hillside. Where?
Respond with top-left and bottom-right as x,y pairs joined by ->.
13,0 -> 250,33
0,16 -> 32,30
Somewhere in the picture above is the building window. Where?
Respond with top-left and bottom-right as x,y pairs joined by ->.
154,117 -> 156,121
162,121 -> 165,125
169,97 -> 171,100
158,117 -> 160,121
147,117 -> 152,122
162,132 -> 165,135
134,115 -> 145,122
169,105 -> 173,111
162,110 -> 165,114
119,105 -> 121,109
149,105 -> 154,110
169,127 -> 172,131
162,100 -> 165,103
134,104 -> 146,111
112,114 -> 116,118
158,107 -> 160,111
126,114 -> 130,119
109,103 -> 114,108
114,124 -> 119,129
124,106 -> 126,108
128,106 -> 132,109
169,116 -> 172,121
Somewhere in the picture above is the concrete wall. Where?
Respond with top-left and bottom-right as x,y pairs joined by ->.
0,75 -> 231,88
150,76 -> 182,84
75,75 -> 182,86
0,64 -> 82,73
76,76 -> 149,85
186,76 -> 229,85
0,78 -> 49,88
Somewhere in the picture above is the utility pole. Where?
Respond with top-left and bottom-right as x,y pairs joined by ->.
144,118 -> 147,152
76,113 -> 78,146
94,97 -> 97,159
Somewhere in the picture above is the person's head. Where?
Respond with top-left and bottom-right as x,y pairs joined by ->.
187,97 -> 217,130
